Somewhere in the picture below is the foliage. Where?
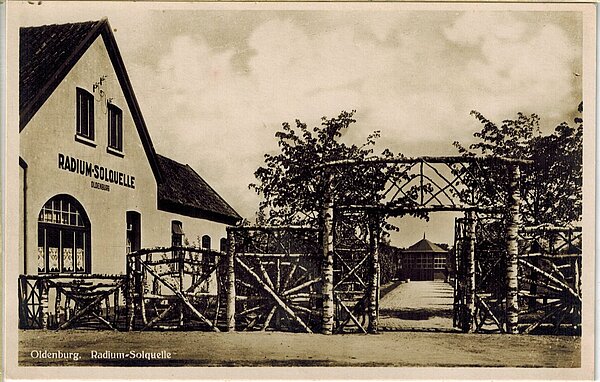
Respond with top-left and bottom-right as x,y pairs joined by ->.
379,243 -> 400,284
454,103 -> 583,226
250,110 -> 394,227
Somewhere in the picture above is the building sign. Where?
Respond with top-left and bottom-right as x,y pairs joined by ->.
58,153 -> 135,189
91,181 -> 110,192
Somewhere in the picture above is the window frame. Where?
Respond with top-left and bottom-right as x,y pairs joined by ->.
201,235 -> 211,250
171,221 -> 184,247
171,221 -> 184,272
37,195 -> 91,274
75,87 -> 95,146
107,103 -> 124,155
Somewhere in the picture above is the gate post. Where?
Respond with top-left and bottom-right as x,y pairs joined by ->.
40,279 -> 49,329
506,164 -> 521,333
321,173 -> 335,335
368,217 -> 380,334
464,210 -> 476,333
226,227 -> 236,332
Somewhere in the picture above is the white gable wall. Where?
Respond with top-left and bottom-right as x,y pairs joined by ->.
20,35 -> 231,276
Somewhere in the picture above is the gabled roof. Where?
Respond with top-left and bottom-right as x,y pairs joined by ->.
20,18 -> 162,182
156,154 -> 242,225
404,237 -> 447,253
20,19 -> 242,226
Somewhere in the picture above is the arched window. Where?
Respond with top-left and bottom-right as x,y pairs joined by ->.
219,237 -> 227,253
38,195 -> 90,274
171,221 -> 183,247
201,235 -> 214,271
201,235 -> 211,250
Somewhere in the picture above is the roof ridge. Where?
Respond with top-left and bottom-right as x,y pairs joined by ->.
21,18 -> 105,29
404,236 -> 447,253
20,18 -> 163,183
20,19 -> 107,129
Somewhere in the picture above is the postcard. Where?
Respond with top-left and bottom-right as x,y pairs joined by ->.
4,1 -> 595,380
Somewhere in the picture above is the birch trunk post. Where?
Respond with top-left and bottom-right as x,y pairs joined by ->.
321,172 -> 335,335
368,216 -> 380,334
40,280 -> 49,329
452,219 -> 461,328
465,211 -> 476,333
226,228 -> 236,332
126,256 -> 136,331
178,249 -> 185,327
54,287 -> 62,327
140,256 -> 148,326
574,256 -> 581,297
506,164 -> 521,334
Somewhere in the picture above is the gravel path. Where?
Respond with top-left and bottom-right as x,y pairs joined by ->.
379,280 -> 455,331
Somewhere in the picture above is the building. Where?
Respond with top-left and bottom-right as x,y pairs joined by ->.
398,235 -> 448,281
19,19 -> 241,277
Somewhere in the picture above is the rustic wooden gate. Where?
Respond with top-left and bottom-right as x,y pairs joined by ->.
454,215 -> 508,333
322,156 -> 528,334
331,211 -> 371,333
229,227 -> 322,332
472,216 -> 509,333
126,247 -> 224,331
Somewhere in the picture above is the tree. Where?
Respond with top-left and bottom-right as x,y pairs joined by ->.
250,110 -> 393,227
454,103 -> 583,226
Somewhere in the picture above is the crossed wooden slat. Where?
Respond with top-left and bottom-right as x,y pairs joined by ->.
518,259 -> 580,303
19,278 -> 44,328
474,294 -> 504,333
334,294 -> 368,333
235,257 -> 317,333
137,259 -> 220,332
50,279 -> 125,331
333,251 -> 369,290
140,260 -> 222,331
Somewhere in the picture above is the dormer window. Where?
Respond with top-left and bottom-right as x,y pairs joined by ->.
75,88 -> 95,145
107,103 -> 123,155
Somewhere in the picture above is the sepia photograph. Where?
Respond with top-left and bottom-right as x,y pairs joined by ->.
3,1 -> 595,380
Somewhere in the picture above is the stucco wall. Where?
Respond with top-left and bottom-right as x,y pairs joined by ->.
20,35 -> 231,276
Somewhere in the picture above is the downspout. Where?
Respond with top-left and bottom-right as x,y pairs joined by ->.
19,157 -> 28,274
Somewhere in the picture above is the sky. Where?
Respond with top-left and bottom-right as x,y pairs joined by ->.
12,2 -> 584,247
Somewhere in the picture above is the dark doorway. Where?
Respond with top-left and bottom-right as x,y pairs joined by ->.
126,211 -> 141,254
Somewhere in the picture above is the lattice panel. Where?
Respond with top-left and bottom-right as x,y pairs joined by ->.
18,275 -> 126,330
473,216 -> 508,333
327,157 -> 511,212
233,228 -> 320,257
231,227 -> 322,333
518,226 -> 582,334
235,253 -> 321,332
332,210 -> 371,333
19,277 -> 44,329
127,247 -> 224,331
48,277 -> 125,330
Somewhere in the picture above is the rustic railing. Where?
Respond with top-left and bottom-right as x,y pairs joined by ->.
19,274 -> 126,330
517,225 -> 582,334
